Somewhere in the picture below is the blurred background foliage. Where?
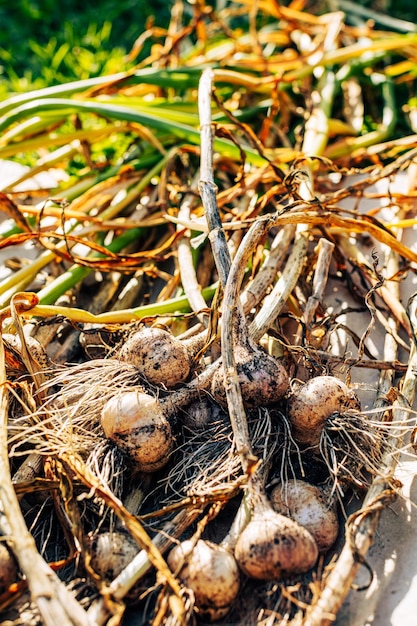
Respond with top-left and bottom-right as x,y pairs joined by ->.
0,0 -> 173,94
0,0 -> 415,97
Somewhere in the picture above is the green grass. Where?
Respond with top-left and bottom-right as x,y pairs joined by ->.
0,0 -> 174,94
0,1 -> 415,97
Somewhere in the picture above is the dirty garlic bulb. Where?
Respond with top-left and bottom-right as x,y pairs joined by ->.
234,495 -> 318,581
101,390 -> 173,472
88,531 -> 139,582
270,480 -> 339,553
211,338 -> 289,408
168,539 -> 240,622
118,327 -> 191,388
288,375 -> 361,447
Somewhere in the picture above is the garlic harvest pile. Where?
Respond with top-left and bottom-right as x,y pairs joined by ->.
3,6 -> 415,620
3,284 -> 382,626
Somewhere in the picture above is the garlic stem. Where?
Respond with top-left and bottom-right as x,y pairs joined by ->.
221,219 -> 272,467
250,230 -> 309,342
240,223 -> 297,313
177,172 -> 209,324
198,68 -> 231,287
303,237 -> 335,331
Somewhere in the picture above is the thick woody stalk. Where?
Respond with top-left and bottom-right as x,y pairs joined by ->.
198,68 -> 231,287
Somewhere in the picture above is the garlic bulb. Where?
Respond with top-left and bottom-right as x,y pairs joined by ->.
211,341 -> 289,408
288,375 -> 360,447
101,391 -> 173,472
234,506 -> 318,581
3,332 -> 49,370
270,480 -> 339,553
79,323 -> 122,359
118,327 -> 191,387
88,531 -> 139,582
168,539 -> 240,622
